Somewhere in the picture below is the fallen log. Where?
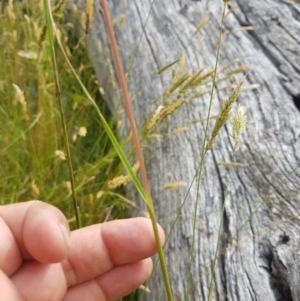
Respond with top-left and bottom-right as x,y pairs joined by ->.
67,0 -> 300,300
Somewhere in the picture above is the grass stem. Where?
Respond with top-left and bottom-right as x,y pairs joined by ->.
185,3 -> 227,300
43,0 -> 81,228
100,1 -> 173,300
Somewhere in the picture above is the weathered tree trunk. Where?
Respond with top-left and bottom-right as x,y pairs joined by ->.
68,0 -> 300,300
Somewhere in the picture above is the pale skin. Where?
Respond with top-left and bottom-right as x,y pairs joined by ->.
0,201 -> 165,301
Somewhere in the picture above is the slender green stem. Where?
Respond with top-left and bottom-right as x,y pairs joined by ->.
55,30 -> 147,203
127,0 -> 156,77
100,1 -> 173,299
139,165 -> 201,301
47,8 -> 173,300
185,4 -> 227,300
207,171 -> 230,301
43,0 -> 81,229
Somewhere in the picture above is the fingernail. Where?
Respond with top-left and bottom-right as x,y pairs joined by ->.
59,223 -> 70,248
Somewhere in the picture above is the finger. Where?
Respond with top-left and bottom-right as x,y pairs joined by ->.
62,258 -> 153,301
62,218 -> 164,287
0,201 -> 70,264
0,270 -> 23,301
11,261 -> 67,301
0,216 -> 22,276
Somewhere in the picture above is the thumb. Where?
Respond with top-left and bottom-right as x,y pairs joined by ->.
23,201 -> 71,263
1,201 -> 70,264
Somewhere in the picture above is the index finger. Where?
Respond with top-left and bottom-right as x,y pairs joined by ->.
62,217 -> 165,287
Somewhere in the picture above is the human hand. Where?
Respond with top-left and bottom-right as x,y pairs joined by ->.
0,201 -> 165,301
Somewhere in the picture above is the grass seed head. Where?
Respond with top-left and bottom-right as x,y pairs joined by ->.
64,181 -> 72,194
144,100 -> 188,134
12,84 -> 29,121
146,105 -> 164,133
85,0 -> 94,42
147,134 -> 162,140
205,79 -> 244,152
78,126 -> 87,137
232,105 -> 247,151
163,181 -> 187,190
139,285 -> 151,293
55,150 -> 66,161
6,0 -> 16,26
31,182 -> 40,197
195,10 -> 209,33
157,100 -> 187,124
96,190 -> 105,199
157,59 -> 180,75
52,0 -> 67,18
107,162 -> 139,189
172,127 -> 188,136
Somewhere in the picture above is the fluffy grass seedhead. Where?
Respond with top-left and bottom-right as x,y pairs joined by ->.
231,105 -> 247,151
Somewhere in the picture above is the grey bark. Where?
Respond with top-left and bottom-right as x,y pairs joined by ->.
67,0 -> 300,300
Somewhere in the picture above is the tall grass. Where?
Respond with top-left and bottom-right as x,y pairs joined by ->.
0,0 -> 133,228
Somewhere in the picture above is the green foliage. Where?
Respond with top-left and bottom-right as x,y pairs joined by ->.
0,0 -> 131,228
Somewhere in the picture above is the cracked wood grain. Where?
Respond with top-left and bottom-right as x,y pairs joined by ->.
66,0 -> 300,300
